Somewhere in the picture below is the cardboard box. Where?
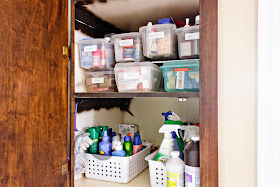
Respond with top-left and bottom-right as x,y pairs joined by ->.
119,124 -> 138,139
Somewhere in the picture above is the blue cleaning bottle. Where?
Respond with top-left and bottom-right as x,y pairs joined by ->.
133,134 -> 142,154
172,131 -> 184,160
112,141 -> 126,157
99,130 -> 112,155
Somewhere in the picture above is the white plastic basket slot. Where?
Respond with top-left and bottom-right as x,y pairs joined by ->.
145,150 -> 167,187
85,146 -> 150,183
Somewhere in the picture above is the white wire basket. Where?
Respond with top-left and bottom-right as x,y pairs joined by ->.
85,146 -> 150,183
145,150 -> 167,187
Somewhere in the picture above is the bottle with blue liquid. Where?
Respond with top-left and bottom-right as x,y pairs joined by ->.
99,130 -> 112,155
112,141 -> 126,157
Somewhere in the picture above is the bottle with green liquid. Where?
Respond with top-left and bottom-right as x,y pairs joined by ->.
123,135 -> 133,156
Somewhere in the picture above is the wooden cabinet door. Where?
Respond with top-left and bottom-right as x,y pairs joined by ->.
0,0 -> 70,186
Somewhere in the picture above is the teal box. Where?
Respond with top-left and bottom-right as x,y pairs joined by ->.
160,60 -> 199,92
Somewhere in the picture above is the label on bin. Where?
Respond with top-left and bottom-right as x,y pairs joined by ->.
91,78 -> 104,84
174,68 -> 189,72
149,31 -> 164,39
123,72 -> 140,80
119,39 -> 134,46
84,45 -> 97,52
185,32 -> 200,40
176,71 -> 185,89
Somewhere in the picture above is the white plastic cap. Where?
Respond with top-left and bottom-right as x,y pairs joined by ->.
115,141 -> 123,150
171,151 -> 180,157
164,132 -> 172,138
185,18 -> 190,27
195,15 -> 200,25
112,135 -> 120,141
191,136 -> 200,141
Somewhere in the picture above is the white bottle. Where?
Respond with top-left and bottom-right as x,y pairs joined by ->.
166,151 -> 185,187
112,135 -> 121,152
155,132 -> 174,163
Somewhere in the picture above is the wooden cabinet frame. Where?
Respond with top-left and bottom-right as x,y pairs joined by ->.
70,0 -> 218,186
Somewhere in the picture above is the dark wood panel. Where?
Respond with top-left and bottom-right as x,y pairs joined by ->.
0,0 -> 69,186
71,0 -> 76,186
200,0 -> 219,186
74,92 -> 199,98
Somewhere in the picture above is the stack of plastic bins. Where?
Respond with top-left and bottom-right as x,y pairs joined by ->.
77,38 -> 115,69
139,24 -> 177,60
160,60 -> 199,92
114,62 -> 162,92
175,25 -> 200,59
111,32 -> 145,63
85,68 -> 117,92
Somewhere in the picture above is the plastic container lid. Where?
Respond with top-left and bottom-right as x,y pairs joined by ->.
124,135 -> 131,142
171,151 -> 180,157
111,32 -> 141,41
139,24 -> 176,33
160,59 -> 199,69
191,136 -> 200,141
115,141 -> 123,150
175,25 -> 199,35
114,62 -> 162,73
77,38 -> 110,45
158,18 -> 173,24
85,68 -> 115,78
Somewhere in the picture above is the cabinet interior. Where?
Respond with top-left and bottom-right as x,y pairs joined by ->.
74,0 -> 200,186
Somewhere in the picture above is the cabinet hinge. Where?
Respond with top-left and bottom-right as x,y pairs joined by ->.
62,161 -> 70,175
63,46 -> 69,57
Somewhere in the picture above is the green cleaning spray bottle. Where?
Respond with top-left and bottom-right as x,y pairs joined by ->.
155,111 -> 184,163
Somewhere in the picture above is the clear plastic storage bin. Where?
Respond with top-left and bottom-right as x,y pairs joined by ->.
114,62 -> 161,92
111,32 -> 145,63
85,68 -> 117,92
85,146 -> 151,183
139,24 -> 177,60
78,38 -> 115,69
175,25 -> 199,59
160,60 -> 199,92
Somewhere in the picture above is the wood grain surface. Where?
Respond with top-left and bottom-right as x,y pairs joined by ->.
0,0 -> 69,186
200,0 -> 219,186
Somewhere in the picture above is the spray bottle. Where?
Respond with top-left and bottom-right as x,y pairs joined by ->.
155,111 -> 183,163
162,111 -> 184,154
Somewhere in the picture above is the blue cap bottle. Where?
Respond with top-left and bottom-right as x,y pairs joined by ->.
133,134 -> 142,154
123,136 -> 133,156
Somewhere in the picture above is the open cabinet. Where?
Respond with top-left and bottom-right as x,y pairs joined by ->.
72,0 -> 217,187
0,0 -> 217,186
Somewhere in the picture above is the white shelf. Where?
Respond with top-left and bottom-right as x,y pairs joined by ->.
75,168 -> 150,187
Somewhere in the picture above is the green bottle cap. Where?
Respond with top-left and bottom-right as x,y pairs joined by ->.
96,126 -> 101,131
87,127 -> 99,139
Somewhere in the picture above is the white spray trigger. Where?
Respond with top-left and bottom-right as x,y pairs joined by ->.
159,124 -> 181,137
